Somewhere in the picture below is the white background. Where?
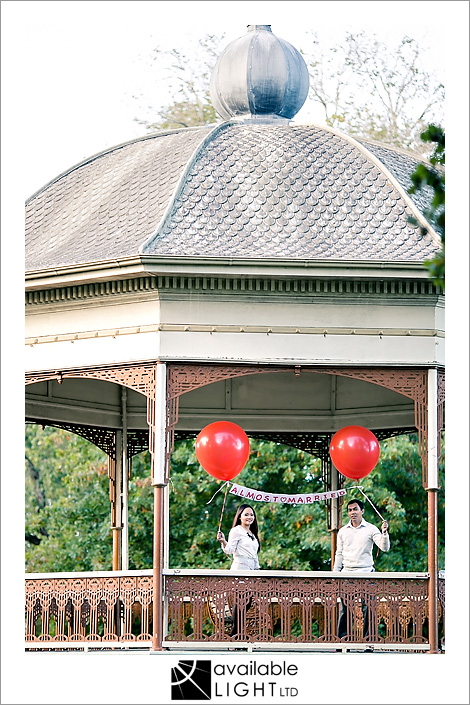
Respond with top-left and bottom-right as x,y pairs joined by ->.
2,1 -> 469,703
3,0 -> 448,200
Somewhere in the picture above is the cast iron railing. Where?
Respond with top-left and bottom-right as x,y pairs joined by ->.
25,571 -> 154,646
25,569 -> 444,651
164,569 -> 442,650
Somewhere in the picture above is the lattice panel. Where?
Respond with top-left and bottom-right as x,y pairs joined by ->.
166,364 -> 429,403
25,364 -> 156,397
25,572 -> 444,649
437,370 -> 445,460
25,364 -> 160,481
27,421 -> 150,461
248,428 -> 417,461
27,420 -> 117,458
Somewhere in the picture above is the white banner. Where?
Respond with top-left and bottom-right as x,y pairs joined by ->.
229,483 -> 347,504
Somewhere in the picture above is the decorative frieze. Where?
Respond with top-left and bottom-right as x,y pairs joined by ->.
25,275 -> 441,306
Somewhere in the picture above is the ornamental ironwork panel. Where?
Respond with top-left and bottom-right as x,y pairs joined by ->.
166,364 -> 442,487
25,575 -> 154,643
164,573 -> 439,646
25,362 -> 444,488
25,572 -> 443,648
25,364 -> 161,482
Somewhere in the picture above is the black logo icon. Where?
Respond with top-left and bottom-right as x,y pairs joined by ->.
171,660 -> 212,700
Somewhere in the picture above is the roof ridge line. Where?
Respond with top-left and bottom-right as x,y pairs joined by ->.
317,125 -> 442,247
139,121 -> 236,255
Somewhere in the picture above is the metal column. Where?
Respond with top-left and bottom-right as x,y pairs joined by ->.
330,460 -> 339,569
121,388 -> 129,571
112,431 -> 123,571
426,368 -> 440,653
152,363 -> 168,651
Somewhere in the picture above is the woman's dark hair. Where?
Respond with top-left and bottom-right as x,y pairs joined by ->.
232,503 -> 260,549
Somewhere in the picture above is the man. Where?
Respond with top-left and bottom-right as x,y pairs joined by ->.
333,498 -> 390,642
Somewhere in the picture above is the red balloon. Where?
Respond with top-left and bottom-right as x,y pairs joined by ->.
329,426 -> 380,480
195,421 -> 250,481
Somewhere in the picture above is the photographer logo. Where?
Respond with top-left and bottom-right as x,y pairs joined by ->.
171,660 -> 212,700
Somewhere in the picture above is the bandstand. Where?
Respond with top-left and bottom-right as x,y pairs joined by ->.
25,25 -> 444,653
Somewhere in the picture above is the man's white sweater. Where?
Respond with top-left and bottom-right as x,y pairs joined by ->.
333,519 -> 390,572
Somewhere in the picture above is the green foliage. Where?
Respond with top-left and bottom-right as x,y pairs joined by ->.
26,426 -> 444,574
408,124 -> 445,290
127,451 -> 154,568
341,433 -> 445,571
168,440 -> 328,570
25,424 -> 112,572
169,434 -> 444,572
25,426 -> 154,572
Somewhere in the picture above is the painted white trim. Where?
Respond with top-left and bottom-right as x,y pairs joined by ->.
25,568 -> 429,580
25,258 -> 436,289
163,569 -> 429,579
25,641 -> 152,650
25,569 -> 154,579
160,641 -> 430,652
25,325 -> 444,346
427,368 -> 440,488
24,640 -> 430,652
152,362 -> 167,486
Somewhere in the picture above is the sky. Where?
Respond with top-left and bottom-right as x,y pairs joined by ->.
2,2 -> 469,703
1,0 -> 455,200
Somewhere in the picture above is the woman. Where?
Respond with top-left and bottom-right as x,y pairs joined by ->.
217,504 -> 260,637
217,503 -> 260,570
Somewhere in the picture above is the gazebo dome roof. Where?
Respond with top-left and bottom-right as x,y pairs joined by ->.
25,121 -> 440,274
25,24 -> 440,276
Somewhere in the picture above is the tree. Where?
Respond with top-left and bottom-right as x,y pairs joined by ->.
304,32 -> 444,155
408,124 -> 445,289
25,424 -> 156,572
168,434 -> 444,573
136,31 -> 444,156
25,424 -> 112,572
133,34 -> 224,131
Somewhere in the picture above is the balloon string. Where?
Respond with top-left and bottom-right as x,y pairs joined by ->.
348,485 -> 385,523
218,482 -> 230,535
206,481 -> 230,505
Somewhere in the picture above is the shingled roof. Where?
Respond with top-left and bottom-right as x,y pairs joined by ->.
25,121 -> 440,273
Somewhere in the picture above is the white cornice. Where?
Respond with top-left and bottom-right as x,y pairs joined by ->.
25,255 -> 437,291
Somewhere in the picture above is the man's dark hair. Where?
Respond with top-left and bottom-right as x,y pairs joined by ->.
347,498 -> 364,511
